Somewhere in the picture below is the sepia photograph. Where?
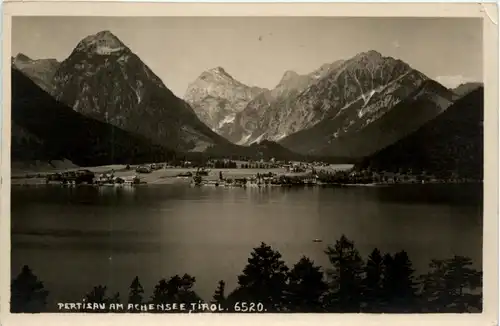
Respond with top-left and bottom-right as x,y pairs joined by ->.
5,8 -> 492,317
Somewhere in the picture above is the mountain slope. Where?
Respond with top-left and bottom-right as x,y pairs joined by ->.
277,52 -> 456,157
355,87 -> 484,179
51,30 -> 229,152
11,53 -> 60,93
184,67 -> 266,137
11,68 -> 176,167
281,79 -> 455,158
228,61 -> 344,144
11,121 -> 51,162
452,82 -> 483,99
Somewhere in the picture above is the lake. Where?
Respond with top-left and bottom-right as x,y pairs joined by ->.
11,182 -> 483,309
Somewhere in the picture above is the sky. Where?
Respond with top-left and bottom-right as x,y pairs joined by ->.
12,17 -> 483,97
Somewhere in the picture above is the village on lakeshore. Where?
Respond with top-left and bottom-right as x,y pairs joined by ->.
12,156 -> 481,189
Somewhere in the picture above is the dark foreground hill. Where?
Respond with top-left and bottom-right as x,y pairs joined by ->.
355,87 -> 484,179
11,68 -> 176,167
282,79 -> 454,159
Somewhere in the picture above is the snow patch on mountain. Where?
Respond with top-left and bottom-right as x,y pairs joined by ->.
95,45 -> 124,55
218,114 -> 236,128
75,30 -> 127,55
249,133 -> 267,145
237,134 -> 253,146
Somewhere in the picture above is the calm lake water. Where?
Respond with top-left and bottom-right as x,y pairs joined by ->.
11,183 -> 483,308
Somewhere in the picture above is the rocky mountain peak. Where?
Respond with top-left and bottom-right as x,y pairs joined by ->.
356,50 -> 383,60
452,82 -> 483,99
184,66 -> 267,136
279,70 -> 300,83
308,61 -> 345,80
12,53 -> 61,93
52,30 -> 227,152
339,50 -> 416,86
351,50 -> 389,67
13,53 -> 32,63
210,66 -> 229,75
197,66 -> 235,83
74,30 -> 128,55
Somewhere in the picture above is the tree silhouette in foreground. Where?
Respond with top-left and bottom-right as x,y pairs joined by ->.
212,280 -> 226,304
150,274 -> 202,310
227,242 -> 289,312
11,265 -> 49,313
285,256 -> 328,312
11,237 -> 483,313
382,251 -> 418,312
128,276 -> 144,307
362,248 -> 385,312
419,256 -> 482,312
324,235 -> 364,312
81,285 -> 120,312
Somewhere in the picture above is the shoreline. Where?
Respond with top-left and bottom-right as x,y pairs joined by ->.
10,165 -> 483,188
11,178 -> 483,188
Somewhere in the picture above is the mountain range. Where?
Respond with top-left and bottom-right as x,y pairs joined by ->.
226,61 -> 345,145
11,30 -> 484,174
182,50 -> 482,161
187,51 -> 459,159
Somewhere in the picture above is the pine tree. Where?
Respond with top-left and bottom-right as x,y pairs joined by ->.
128,276 -> 144,305
381,253 -> 394,299
11,265 -> 49,313
85,285 -> 108,303
324,235 -> 365,312
382,251 -> 418,312
151,279 -> 170,305
151,274 -> 202,309
362,248 -> 385,311
82,285 -> 120,312
419,256 -> 482,312
212,280 -> 226,305
285,256 -> 328,312
228,242 -> 289,312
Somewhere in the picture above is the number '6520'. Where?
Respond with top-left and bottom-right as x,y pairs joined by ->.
233,302 -> 265,312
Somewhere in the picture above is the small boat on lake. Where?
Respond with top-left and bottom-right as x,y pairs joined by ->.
313,239 -> 323,243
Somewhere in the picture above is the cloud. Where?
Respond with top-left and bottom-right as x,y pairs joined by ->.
435,75 -> 480,89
